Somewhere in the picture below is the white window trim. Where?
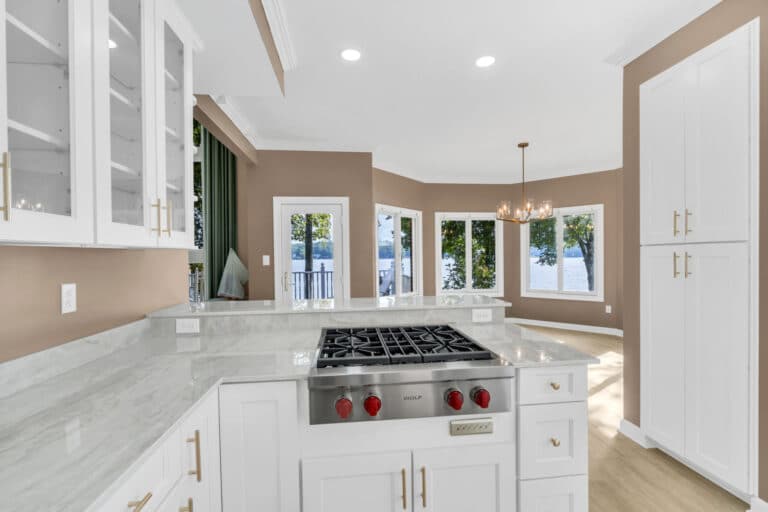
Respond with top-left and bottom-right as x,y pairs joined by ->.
520,204 -> 604,302
434,212 -> 504,297
375,204 -> 423,296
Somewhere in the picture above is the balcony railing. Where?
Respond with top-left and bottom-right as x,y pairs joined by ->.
293,263 -> 334,300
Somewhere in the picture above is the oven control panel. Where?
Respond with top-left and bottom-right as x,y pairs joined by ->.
450,418 -> 494,436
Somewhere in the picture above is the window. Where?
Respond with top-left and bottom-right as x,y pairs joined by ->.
435,213 -> 504,296
521,204 -> 604,301
376,205 -> 423,296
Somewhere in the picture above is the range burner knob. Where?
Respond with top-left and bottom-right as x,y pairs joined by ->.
445,389 -> 464,411
471,387 -> 491,409
335,397 -> 353,419
364,395 -> 382,417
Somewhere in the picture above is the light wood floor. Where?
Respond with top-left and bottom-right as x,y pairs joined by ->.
521,326 -> 749,512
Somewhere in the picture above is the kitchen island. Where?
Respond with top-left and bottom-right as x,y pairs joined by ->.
0,297 -> 596,512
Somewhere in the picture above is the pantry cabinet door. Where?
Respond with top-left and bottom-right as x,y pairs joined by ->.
0,0 -> 94,244
302,451 -> 412,512
684,243 -> 749,493
684,22 -> 756,244
220,382 -> 299,512
413,443 -> 515,512
639,64 -> 688,246
641,245 -> 686,453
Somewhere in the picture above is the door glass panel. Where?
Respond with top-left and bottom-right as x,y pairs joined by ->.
529,217 -> 557,291
401,216 -> 413,294
291,213 -> 334,300
164,23 -> 185,232
6,0 -> 71,215
471,220 -> 496,290
377,213 -> 395,297
441,220 -> 466,290
563,213 -> 595,292
109,0 -> 144,225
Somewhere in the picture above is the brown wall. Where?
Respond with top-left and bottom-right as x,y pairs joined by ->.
245,150 -> 375,299
372,168 -> 623,329
0,247 -> 188,363
622,0 -> 768,499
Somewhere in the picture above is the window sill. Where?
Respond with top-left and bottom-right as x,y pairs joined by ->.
438,289 -> 505,298
521,290 -> 604,303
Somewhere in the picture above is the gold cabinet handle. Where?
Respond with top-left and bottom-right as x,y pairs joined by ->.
550,382 -> 561,391
550,438 -> 561,447
420,466 -> 427,508
127,492 -> 152,512
685,252 -> 692,279
0,151 -> 10,221
164,199 -> 173,236
179,498 -> 194,512
151,200 -> 162,236
673,252 -> 681,278
401,468 -> 407,510
187,430 -> 202,482
685,209 -> 693,234
673,210 -> 680,236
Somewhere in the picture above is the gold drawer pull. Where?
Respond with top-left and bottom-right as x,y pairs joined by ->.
420,466 -> 427,507
0,152 -> 10,221
164,199 -> 173,236
685,209 -> 693,234
187,430 -> 202,482
673,252 -> 681,278
127,492 -> 152,511
151,200 -> 162,236
401,468 -> 407,510
550,382 -> 561,391
673,210 -> 680,236
179,498 -> 194,512
684,252 -> 692,279
550,438 -> 561,448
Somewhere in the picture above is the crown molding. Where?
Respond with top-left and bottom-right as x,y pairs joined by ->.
261,0 -> 297,71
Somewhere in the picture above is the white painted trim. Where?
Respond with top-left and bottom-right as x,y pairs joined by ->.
272,197 -> 351,302
750,496 -> 768,512
212,95 -> 262,150
618,420 -> 655,449
261,0 -> 297,71
374,204 -> 424,297
434,212 -> 504,297
505,318 -> 623,338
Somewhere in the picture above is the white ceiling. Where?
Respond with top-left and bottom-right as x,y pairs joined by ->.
184,0 -> 720,183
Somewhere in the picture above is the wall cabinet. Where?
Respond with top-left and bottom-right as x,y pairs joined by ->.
0,0 -> 195,247
219,381 -> 300,512
641,243 -> 750,493
640,21 -> 756,246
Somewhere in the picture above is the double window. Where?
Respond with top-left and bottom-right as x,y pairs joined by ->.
376,204 -> 423,296
435,212 -> 504,296
521,204 -> 604,301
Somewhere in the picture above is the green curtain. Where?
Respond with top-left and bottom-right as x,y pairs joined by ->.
203,128 -> 238,299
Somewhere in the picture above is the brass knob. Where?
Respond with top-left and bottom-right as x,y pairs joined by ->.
550,382 -> 561,391
551,438 -> 561,447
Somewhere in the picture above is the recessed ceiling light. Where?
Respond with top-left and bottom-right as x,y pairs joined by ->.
341,49 -> 361,62
109,39 -> 118,49
475,56 -> 496,68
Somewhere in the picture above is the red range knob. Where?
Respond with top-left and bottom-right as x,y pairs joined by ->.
363,395 -> 382,417
445,389 -> 464,411
472,387 -> 491,409
335,397 -> 353,419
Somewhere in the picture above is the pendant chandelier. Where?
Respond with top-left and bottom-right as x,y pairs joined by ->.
496,142 -> 553,224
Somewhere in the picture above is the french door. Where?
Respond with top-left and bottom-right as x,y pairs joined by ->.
273,197 -> 349,303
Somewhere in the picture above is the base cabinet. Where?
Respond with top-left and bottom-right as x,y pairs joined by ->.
519,476 -> 588,512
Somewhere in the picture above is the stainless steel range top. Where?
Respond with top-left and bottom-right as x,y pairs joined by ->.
308,325 -> 515,424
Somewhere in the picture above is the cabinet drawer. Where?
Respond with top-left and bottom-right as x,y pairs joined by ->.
518,366 -> 587,405
519,475 -> 588,512
96,447 -> 164,511
519,402 -> 588,480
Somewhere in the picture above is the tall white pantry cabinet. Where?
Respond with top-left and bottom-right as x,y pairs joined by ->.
639,19 -> 758,499
0,0 -> 196,248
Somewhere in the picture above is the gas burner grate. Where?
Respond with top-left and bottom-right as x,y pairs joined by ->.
316,325 -> 493,368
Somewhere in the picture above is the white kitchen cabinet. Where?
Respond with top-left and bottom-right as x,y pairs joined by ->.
180,389 -> 222,512
518,402 -> 587,480
640,245 -> 686,454
303,451 -> 411,512
519,475 -> 588,512
220,381 -> 300,512
640,20 -> 757,246
0,0 -> 95,244
413,444 -> 515,512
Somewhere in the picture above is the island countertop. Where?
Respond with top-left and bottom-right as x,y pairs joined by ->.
0,319 -> 595,512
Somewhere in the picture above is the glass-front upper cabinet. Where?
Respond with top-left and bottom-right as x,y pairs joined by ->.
94,0 -> 158,246
156,5 -> 193,249
0,0 -> 94,243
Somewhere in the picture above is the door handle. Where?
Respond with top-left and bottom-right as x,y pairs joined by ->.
127,493 -> 152,512
420,466 -> 427,508
151,200 -> 162,237
685,209 -> 693,235
673,210 -> 680,237
673,252 -> 681,278
685,252 -> 692,279
0,152 -> 10,221
187,430 -> 201,482
163,199 -> 173,236
401,468 -> 407,510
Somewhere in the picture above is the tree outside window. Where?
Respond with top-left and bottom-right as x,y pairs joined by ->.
438,213 -> 503,296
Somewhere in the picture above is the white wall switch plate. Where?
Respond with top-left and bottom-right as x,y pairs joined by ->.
472,308 -> 493,323
61,283 -> 77,314
605,305 -> 612,314
176,318 -> 201,335
262,254 -> 270,266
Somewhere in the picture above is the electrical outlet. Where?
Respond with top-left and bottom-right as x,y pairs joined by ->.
176,318 -> 201,334
262,254 -> 271,266
472,308 -> 493,323
605,304 -> 612,314
61,283 -> 77,314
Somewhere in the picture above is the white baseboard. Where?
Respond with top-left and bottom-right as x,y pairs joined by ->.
751,496 -> 768,512
618,419 -> 655,449
506,317 -> 623,337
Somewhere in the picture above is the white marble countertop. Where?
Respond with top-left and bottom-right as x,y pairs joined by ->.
0,320 -> 594,512
149,295 -> 511,318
